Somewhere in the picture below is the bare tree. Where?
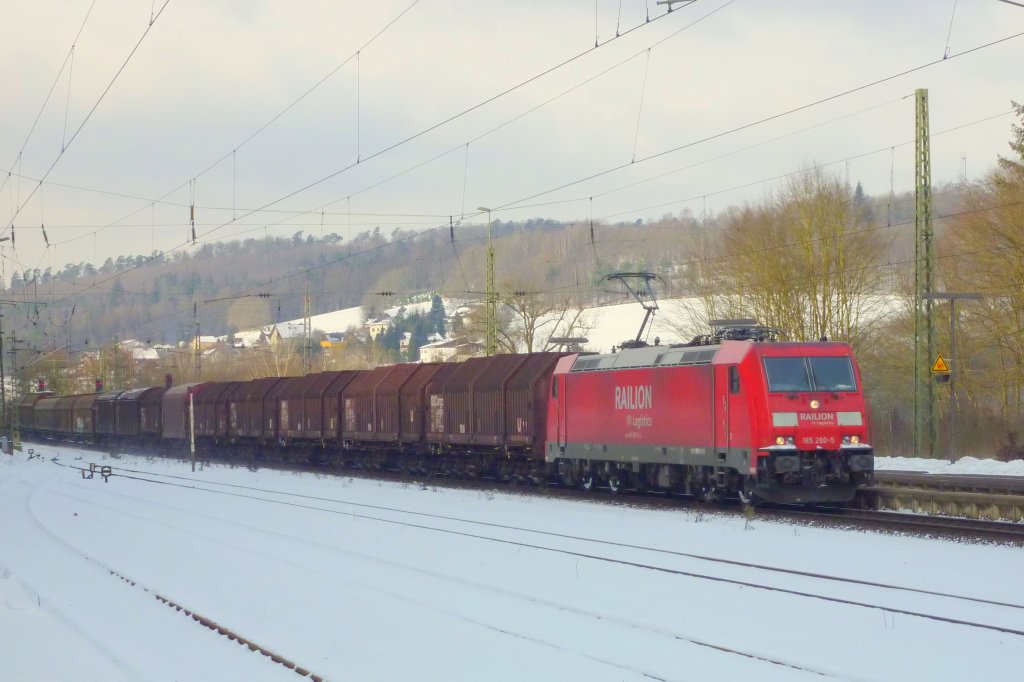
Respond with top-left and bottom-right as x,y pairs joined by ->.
687,167 -> 888,346
497,281 -> 594,353
942,101 -> 1024,424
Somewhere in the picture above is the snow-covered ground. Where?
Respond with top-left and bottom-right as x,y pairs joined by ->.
876,455 -> 1024,476
3,443 -> 1023,681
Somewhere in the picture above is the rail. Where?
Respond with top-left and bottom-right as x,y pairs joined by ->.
870,470 -> 1024,522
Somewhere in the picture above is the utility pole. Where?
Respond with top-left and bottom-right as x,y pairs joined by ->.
192,302 -> 202,382
303,279 -> 312,374
7,330 -> 23,447
0,310 -> 5,430
113,335 -> 120,390
189,390 -> 196,472
913,88 -> 936,457
0,236 -> 10,430
477,207 -> 498,356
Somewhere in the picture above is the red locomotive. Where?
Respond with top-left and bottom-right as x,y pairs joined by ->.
546,321 -> 873,504
18,321 -> 872,505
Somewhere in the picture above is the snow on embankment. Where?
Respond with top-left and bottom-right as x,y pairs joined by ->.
876,455 -> 1024,476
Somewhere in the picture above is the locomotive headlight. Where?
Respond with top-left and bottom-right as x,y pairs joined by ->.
775,435 -> 795,446
809,399 -> 820,409
841,435 -> 861,445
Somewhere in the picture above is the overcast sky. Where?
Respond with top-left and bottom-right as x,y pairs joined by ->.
2,0 -> 1022,280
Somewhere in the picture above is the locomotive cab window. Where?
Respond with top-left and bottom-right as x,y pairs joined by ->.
808,357 -> 856,391
764,356 -> 857,392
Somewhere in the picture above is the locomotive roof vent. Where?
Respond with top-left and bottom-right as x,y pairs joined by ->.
675,318 -> 782,347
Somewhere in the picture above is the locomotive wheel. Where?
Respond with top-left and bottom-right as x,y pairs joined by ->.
696,483 -> 716,503
607,474 -> 623,494
580,471 -> 596,492
737,478 -> 763,507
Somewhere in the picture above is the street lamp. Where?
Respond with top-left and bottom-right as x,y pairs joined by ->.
922,292 -> 982,460
476,207 -> 497,356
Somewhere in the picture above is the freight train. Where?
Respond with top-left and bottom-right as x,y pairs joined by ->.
17,322 -> 874,505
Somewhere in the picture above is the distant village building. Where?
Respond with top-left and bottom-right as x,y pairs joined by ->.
367,315 -> 392,339
419,337 -> 484,363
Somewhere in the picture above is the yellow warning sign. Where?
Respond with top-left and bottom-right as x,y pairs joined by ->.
931,354 -> 950,373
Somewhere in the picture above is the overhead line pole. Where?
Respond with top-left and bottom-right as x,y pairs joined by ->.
303,279 -> 313,374
914,88 -> 935,458
477,207 -> 497,356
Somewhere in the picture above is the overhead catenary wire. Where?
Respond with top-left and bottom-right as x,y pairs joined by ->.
13,13 -> 1024,349
3,0 -> 174,236
944,0 -> 960,59
0,0 -> 97,199
4,0 -> 427,274
173,0 -> 736,265
189,4 -> 696,247
631,49 -> 652,163
29,119 -> 1015,350
16,97 -> 1012,322
26,3 -> 698,317
493,30 -> 1024,215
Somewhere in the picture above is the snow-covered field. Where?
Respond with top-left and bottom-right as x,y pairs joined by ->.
3,444 -> 1023,682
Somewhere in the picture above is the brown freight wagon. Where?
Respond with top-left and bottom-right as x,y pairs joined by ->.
468,354 -> 531,447
504,352 -> 565,455
373,364 -> 429,443
161,383 -> 208,441
342,367 -> 394,443
435,356 -> 499,446
229,377 -> 283,440
279,372 -> 347,442
397,364 -> 442,448
116,387 -> 167,438
54,395 -> 78,435
17,392 -> 53,432
95,391 -> 124,438
261,377 -> 295,441
72,394 -> 99,437
425,362 -> 466,446
138,386 -> 167,437
317,371 -> 361,444
276,375 -> 306,439
193,382 -> 243,440
33,395 -> 61,434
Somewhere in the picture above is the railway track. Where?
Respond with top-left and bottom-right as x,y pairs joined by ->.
870,470 -> 1024,522
765,506 -> 1024,544
32,439 -> 1024,545
50,453 -> 1024,640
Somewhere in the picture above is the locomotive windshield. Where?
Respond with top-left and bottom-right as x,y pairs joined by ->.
764,356 -> 856,392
